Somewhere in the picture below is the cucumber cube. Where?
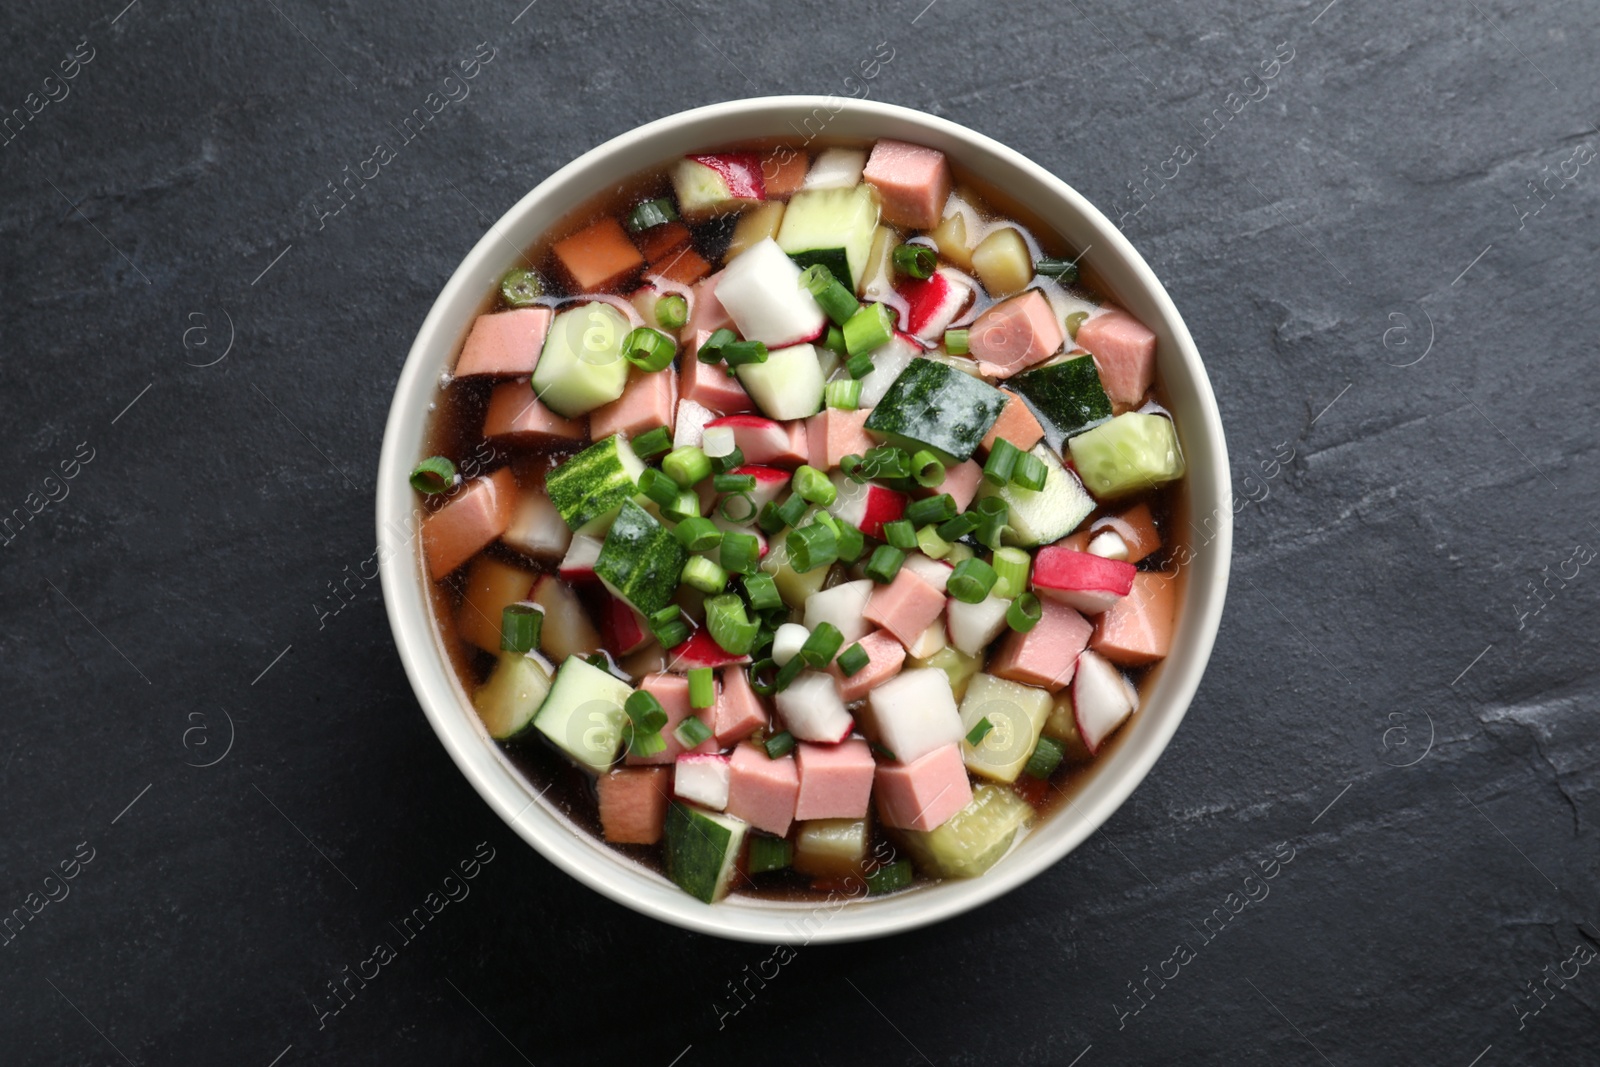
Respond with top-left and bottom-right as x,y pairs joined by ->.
1009,355 -> 1112,446
532,655 -> 632,772
665,802 -> 749,903
473,651 -> 555,740
736,343 -> 826,421
777,184 -> 880,292
1067,412 -> 1186,499
958,674 -> 1053,783
896,783 -> 1033,879
532,303 -> 631,417
545,434 -> 645,535
594,500 -> 688,617
864,358 -> 1008,464
975,444 -> 1095,548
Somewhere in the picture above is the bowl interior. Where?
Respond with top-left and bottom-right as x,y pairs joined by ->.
376,96 -> 1231,943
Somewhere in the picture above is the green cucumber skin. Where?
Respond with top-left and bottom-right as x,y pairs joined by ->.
546,435 -> 640,533
665,802 -> 746,903
787,249 -> 851,290
1009,355 -> 1113,448
777,186 -> 879,292
864,358 -> 1008,464
594,499 -> 688,616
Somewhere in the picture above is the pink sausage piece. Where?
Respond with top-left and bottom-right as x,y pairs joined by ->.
794,738 -> 876,821
624,673 -> 718,766
863,567 -> 947,649
726,743 -> 800,837
874,744 -> 972,831
482,381 -> 587,446
1076,308 -> 1157,410
806,407 -> 876,470
981,388 -> 1046,455
679,349 -> 754,413
970,290 -> 1064,379
453,307 -> 552,378
1091,571 -> 1178,667
988,596 -> 1093,691
862,139 -> 953,231
826,629 -> 906,704
421,467 -> 518,580
712,665 -> 769,745
591,365 -> 678,441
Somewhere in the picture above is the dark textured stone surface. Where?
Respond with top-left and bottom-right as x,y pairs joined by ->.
2,1 -> 1596,1063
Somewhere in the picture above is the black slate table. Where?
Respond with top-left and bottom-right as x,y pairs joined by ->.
3,1 -> 1596,1064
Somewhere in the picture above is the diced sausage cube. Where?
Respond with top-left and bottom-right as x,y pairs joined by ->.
455,555 -> 537,654
988,596 -> 1092,690
590,365 -> 677,441
760,148 -> 809,198
597,767 -> 672,844
970,290 -> 1064,379
624,673 -> 717,766
453,308 -> 552,378
725,743 -> 800,836
1092,502 -> 1162,564
1076,308 -> 1156,409
634,222 -> 691,264
874,744 -> 973,831
482,381 -> 586,445
940,459 -> 984,512
806,407 -> 875,470
421,468 -> 518,580
1091,571 -> 1177,666
826,629 -> 906,703
679,348 -> 754,413
863,567 -> 947,648
862,139 -> 953,230
712,665 -> 769,744
794,739 -> 875,821
652,246 -> 713,286
551,216 -> 645,292
980,388 -> 1046,454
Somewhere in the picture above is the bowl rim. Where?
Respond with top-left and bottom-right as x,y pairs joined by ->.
377,94 -> 1231,943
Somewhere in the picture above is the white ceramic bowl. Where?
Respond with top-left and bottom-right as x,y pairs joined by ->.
377,96 -> 1231,943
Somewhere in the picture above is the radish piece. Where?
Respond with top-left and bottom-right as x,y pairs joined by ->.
776,671 -> 854,743
865,667 -> 963,764
1072,650 -> 1139,754
1032,546 -> 1137,615
716,238 -> 827,347
945,594 -> 1010,656
803,579 -> 875,645
688,153 -> 765,200
736,343 -> 826,421
894,267 -> 975,341
701,424 -> 737,458
704,414 -> 806,467
667,628 -> 752,670
827,473 -> 908,539
855,332 -> 920,408
674,754 -> 732,810
802,147 -> 867,190
733,465 -> 791,510
527,575 -> 602,662
772,623 -> 811,666
600,592 -> 650,656
674,398 -> 716,449
557,535 -> 603,583
502,490 -> 572,559
1087,530 -> 1130,561
900,552 -> 954,594
906,619 -> 948,660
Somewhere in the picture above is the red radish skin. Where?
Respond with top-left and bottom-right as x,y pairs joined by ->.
600,593 -> 650,655
1031,546 -> 1137,615
557,535 -> 602,583
667,627 -> 754,671
732,465 -> 791,509
704,414 -> 808,467
893,267 -> 974,340
688,153 -> 766,201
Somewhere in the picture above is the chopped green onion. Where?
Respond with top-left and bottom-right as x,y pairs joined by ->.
499,602 -> 543,653
1035,257 -> 1079,284
892,243 -> 937,279
833,521 -> 865,563
701,424 -> 736,459
499,267 -> 545,307
717,491 -> 757,523
747,658 -> 778,696
757,500 -> 787,534
825,378 -> 862,410
719,530 -> 761,575
663,446 -> 711,487
649,606 -> 690,649
836,642 -> 870,677
713,472 -> 756,494
624,689 -> 669,734
710,445 -> 745,475
747,834 -> 792,873
1065,310 -> 1088,340
637,467 -> 681,508
682,555 -> 728,594
687,666 -> 716,710
1012,451 -> 1047,492
1025,736 -> 1066,779
625,724 -> 667,759
622,326 -> 675,372
842,302 -> 895,356
786,522 -> 837,573
947,557 -> 998,603
655,293 -> 689,330
1006,592 -> 1043,632
744,572 -> 782,612
625,197 -> 679,233
763,730 -> 796,759
991,547 -> 1031,599
973,496 -> 1011,550
946,542 -> 975,564
664,489 -> 700,522
773,494 -> 807,529
673,516 -> 723,553
799,622 -> 844,668
916,524 -> 952,559
721,339 -> 769,367
965,716 -> 995,746
909,450 -> 946,488
883,520 -> 917,551
983,438 -> 1021,485
845,352 -> 875,379
774,654 -> 805,691
632,426 -> 673,461
697,327 -> 736,364
705,594 -> 759,655
822,325 -> 848,354
904,494 -> 957,527
861,445 -> 911,480
865,859 -> 914,895
409,455 -> 456,494
792,465 -> 837,507
674,715 -> 714,749
943,328 -> 970,355
865,544 -> 906,584
936,512 -> 978,542
870,741 -> 898,761
838,454 -> 866,482
798,264 -> 861,326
